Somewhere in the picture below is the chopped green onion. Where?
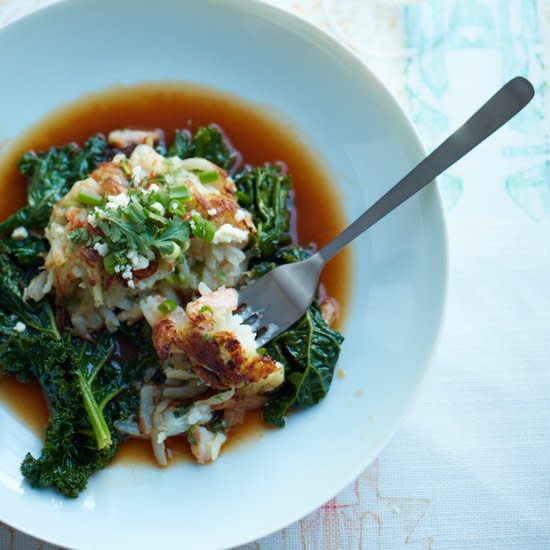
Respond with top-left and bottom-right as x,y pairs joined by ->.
124,202 -> 146,225
103,253 -> 118,275
160,241 -> 181,261
198,170 -> 219,184
192,215 -> 216,242
168,200 -> 186,216
149,190 -> 170,207
168,184 -> 191,201
165,273 -> 178,286
146,209 -> 167,224
77,190 -> 103,207
119,158 -> 132,176
158,299 -> 177,314
177,270 -> 186,285
198,305 -> 213,315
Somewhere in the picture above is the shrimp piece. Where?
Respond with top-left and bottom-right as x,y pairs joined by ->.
188,426 -> 227,464
108,128 -> 162,149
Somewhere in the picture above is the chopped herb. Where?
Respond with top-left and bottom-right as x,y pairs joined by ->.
157,299 -> 177,314
168,184 -> 191,201
187,427 -> 197,446
210,416 -> 228,434
173,403 -> 192,418
103,253 -> 119,276
198,170 -> 219,184
168,200 -> 186,216
198,305 -> 213,315
69,227 -> 90,245
77,190 -> 103,207
192,215 -> 216,242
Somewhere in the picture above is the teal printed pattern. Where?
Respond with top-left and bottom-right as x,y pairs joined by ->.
403,0 -> 548,218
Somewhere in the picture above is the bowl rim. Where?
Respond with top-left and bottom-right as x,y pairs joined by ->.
0,0 -> 449,547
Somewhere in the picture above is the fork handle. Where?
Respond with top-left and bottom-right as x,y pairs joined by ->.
317,76 -> 534,263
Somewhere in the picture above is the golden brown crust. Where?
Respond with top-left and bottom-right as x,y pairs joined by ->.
152,319 -> 180,360
150,315 -> 281,390
91,163 -> 129,195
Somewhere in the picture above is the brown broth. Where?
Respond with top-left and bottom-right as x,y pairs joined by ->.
0,82 -> 351,465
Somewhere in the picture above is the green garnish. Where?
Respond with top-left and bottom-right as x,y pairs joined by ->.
157,299 -> 177,314
168,200 -> 186,216
77,190 -> 103,207
198,305 -> 213,315
160,241 -> 181,261
173,403 -> 192,418
187,427 -> 197,446
118,158 -> 132,177
103,253 -> 119,275
165,273 -> 178,286
192,215 -> 216,242
198,170 -> 219,184
69,227 -> 90,244
168,184 -> 191,201
210,417 -> 228,434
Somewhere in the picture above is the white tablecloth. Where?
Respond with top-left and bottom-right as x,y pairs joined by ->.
1,1 -> 549,548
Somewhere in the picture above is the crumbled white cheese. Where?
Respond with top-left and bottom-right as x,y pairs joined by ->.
150,201 -> 165,215
207,208 -> 217,217
127,249 -> 150,270
147,183 -> 160,193
234,209 -> 246,222
14,321 -> 26,333
121,266 -> 133,280
87,213 -> 97,227
127,280 -> 136,289
212,224 -> 248,244
11,226 -> 28,240
93,242 -> 109,257
106,192 -> 130,210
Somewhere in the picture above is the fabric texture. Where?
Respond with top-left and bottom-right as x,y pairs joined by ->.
0,1 -> 548,548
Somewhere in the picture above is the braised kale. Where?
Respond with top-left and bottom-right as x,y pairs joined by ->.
234,165 -> 292,259
20,324 -> 151,498
0,135 -> 108,233
0,248 -> 150,497
263,304 -> 344,427
169,125 -> 239,172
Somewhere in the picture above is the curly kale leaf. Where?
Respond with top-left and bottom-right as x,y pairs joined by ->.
0,135 -> 108,233
263,303 -> 344,427
234,165 -> 292,259
20,328 -> 148,498
0,235 -> 47,267
0,248 -> 152,497
169,126 -> 239,172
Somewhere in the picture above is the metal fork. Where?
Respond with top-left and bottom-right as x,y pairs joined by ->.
239,77 -> 534,345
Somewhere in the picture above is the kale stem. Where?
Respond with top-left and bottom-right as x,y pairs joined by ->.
77,370 -> 112,450
88,343 -> 114,385
99,387 -> 124,411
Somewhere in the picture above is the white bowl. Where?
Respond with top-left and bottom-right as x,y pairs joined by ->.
0,1 -> 447,548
